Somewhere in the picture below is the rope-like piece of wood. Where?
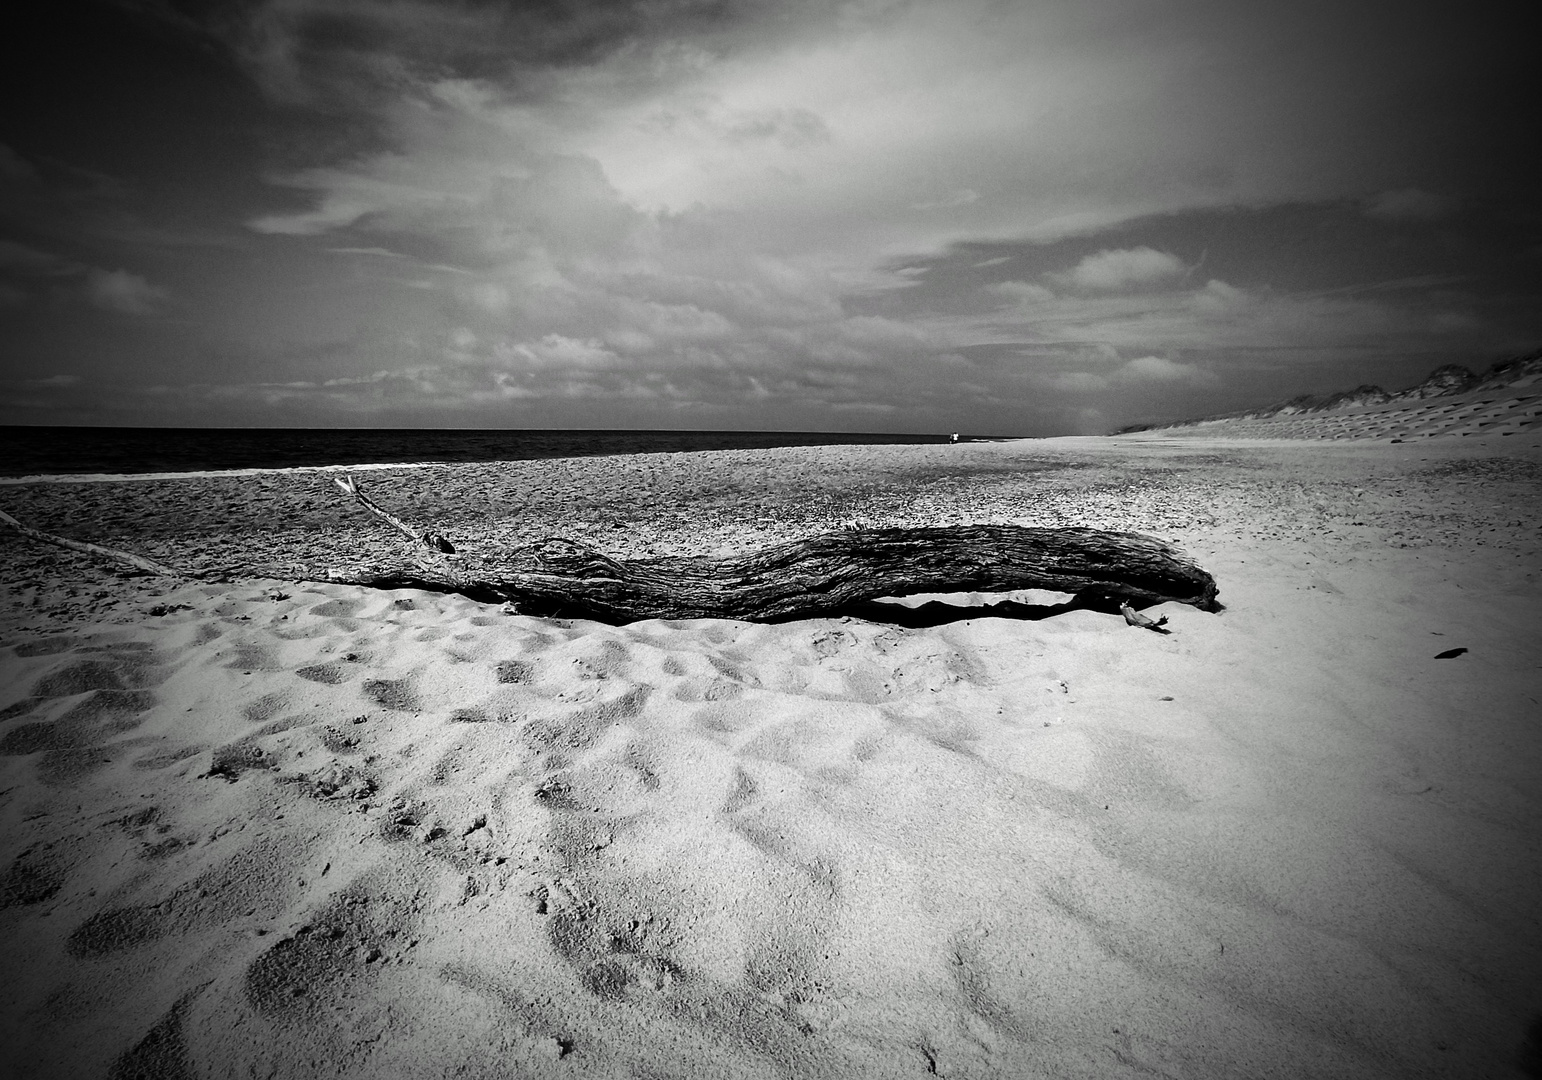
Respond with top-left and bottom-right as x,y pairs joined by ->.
0,507 -> 190,579
332,474 -> 454,553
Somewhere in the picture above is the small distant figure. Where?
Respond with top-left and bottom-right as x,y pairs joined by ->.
949,432 -> 960,444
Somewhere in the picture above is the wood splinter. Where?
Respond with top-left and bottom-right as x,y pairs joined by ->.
332,474 -> 455,554
1121,602 -> 1172,634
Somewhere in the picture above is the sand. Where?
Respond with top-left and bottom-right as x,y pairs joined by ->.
1143,387 -> 1542,442
2,431 -> 1540,1079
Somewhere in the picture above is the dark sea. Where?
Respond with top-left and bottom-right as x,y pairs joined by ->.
0,427 -> 962,479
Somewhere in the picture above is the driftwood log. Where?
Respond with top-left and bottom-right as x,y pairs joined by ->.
318,526 -> 1220,621
326,476 -> 1220,621
2,475 -> 1221,623
0,507 -> 189,579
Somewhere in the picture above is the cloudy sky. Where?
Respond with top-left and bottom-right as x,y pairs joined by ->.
2,0 -> 1538,434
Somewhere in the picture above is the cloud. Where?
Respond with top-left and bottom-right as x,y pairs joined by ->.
61,0 -> 1531,432
84,268 -> 169,315
234,0 -> 1525,266
0,142 -> 39,184
988,280 -> 1055,305
1039,371 -> 1110,393
722,107 -> 832,148
1054,247 -> 1188,292
1174,278 -> 1464,348
1119,355 -> 1212,383
1032,354 -> 1212,394
1365,188 -> 1454,221
911,188 -> 980,211
26,374 -> 81,387
211,0 -> 816,108
972,270 -> 1481,358
0,239 -> 70,274
327,246 -> 405,257
229,73 -> 960,413
0,240 -> 170,316
493,334 -> 625,371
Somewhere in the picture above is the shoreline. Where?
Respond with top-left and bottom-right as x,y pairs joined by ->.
0,460 -> 454,487
2,434 -> 1537,594
0,427 -> 972,487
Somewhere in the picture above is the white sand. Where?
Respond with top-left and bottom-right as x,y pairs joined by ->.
2,434 -> 1539,1078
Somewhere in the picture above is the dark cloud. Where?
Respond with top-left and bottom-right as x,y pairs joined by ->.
128,0 -> 821,108
2,0 -> 1539,432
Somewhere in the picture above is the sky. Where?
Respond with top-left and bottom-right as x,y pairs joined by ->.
1,0 -> 1538,435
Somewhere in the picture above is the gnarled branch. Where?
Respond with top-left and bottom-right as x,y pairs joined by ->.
2,475 -> 1222,626
333,475 -> 454,553
0,507 -> 191,579
323,474 -> 1220,622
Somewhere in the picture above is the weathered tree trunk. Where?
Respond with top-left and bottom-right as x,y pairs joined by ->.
316,527 -> 1220,621
3,478 -> 1221,624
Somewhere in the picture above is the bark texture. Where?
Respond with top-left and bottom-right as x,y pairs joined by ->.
4,478 -> 1221,624
316,524 -> 1220,621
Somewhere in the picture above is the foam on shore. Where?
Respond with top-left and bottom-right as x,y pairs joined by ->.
0,460 -> 456,487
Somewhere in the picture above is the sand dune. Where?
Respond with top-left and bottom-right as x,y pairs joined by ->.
2,434 -> 1540,1078
1144,388 -> 1542,442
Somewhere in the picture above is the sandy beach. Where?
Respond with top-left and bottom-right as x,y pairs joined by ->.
2,432 -> 1540,1079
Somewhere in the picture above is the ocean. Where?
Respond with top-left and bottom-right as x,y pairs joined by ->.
0,427 -> 961,479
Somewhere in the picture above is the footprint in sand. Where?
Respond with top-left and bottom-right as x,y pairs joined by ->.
189,621 -> 222,647
307,597 -> 365,620
1,681 -> 162,787
362,677 -> 421,712
0,689 -> 155,754
721,766 -> 759,814
538,878 -> 686,1005
522,685 -> 652,757
240,690 -> 290,726
2,640 -> 165,724
67,903 -> 169,958
658,652 -> 749,704
67,838 -> 306,958
810,626 -> 855,659
0,844 -> 66,908
222,642 -> 285,673
294,661 -> 351,685
110,990 -> 199,1080
12,636 -> 75,658
132,744 -> 206,772
495,659 -> 534,685
242,883 -> 408,1018
32,649 -> 156,696
448,706 -> 505,724
204,740 -> 276,782
318,726 -> 364,753
0,698 -> 40,723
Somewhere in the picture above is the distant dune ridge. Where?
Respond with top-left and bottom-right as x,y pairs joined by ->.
1119,348 -> 1542,434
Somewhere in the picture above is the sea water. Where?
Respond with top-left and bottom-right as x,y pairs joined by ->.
0,427 -> 956,479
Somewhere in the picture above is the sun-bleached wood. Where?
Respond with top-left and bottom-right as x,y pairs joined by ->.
0,507 -> 191,580
322,476 -> 1220,621
1,477 -> 1221,623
